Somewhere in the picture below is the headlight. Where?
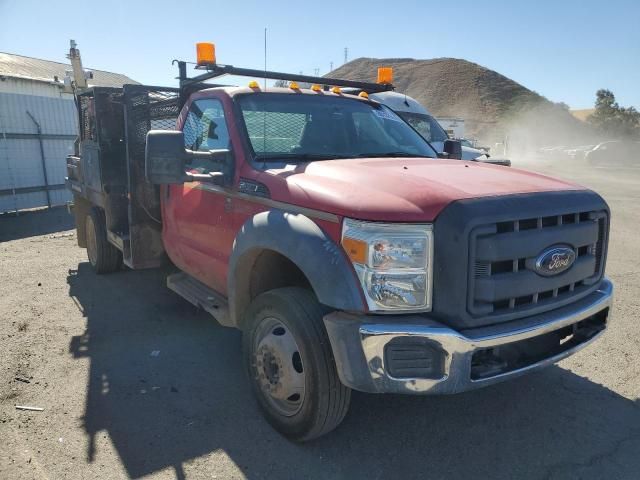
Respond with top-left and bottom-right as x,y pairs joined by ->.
342,219 -> 433,312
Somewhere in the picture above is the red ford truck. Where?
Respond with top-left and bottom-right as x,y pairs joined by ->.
66,44 -> 613,441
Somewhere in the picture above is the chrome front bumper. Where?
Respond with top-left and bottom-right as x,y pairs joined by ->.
323,279 -> 613,395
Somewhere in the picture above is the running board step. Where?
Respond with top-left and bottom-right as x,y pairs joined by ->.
167,272 -> 231,326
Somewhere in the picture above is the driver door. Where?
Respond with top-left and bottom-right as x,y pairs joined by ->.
164,96 -> 232,293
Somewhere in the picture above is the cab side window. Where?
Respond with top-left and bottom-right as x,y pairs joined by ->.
182,98 -> 230,173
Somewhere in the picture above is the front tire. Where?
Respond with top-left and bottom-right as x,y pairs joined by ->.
242,287 -> 351,441
85,207 -> 122,274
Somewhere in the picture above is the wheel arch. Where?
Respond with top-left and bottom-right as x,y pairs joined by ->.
228,209 -> 365,328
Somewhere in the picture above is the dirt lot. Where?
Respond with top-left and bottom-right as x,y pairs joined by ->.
1,162 -> 639,480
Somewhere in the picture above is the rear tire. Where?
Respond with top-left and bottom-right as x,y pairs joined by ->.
85,207 -> 122,274
242,287 -> 351,441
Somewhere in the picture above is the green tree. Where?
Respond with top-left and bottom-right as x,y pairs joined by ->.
588,89 -> 640,139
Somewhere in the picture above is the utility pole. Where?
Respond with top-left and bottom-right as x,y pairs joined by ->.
330,61 -> 334,72
344,47 -> 348,64
313,68 -> 319,76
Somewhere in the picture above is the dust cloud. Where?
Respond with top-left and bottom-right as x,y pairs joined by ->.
473,102 -> 638,170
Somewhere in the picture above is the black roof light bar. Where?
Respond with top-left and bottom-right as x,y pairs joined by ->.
175,60 -> 394,94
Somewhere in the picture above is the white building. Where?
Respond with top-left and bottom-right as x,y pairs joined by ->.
0,52 -> 137,214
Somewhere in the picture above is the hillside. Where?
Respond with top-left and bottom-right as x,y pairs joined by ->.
330,57 -> 593,151
571,109 -> 595,122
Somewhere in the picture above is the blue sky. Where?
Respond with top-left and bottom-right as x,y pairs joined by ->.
1,0 -> 638,109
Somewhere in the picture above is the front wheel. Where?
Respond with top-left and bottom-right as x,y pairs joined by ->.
242,287 -> 351,441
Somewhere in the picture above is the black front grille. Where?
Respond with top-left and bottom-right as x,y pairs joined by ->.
469,210 -> 608,319
431,191 -> 610,329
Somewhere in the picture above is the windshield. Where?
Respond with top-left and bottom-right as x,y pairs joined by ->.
236,93 -> 438,161
397,111 -> 449,144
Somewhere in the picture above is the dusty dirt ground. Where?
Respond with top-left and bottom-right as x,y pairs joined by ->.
1,161 -> 639,480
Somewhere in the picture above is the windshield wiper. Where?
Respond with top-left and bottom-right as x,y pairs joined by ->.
354,152 -> 434,158
254,153 -> 347,162
254,152 -> 435,162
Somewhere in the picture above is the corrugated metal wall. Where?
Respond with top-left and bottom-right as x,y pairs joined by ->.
0,78 -> 76,213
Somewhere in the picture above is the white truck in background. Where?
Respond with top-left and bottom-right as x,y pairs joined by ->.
436,116 -> 465,139
369,91 -> 510,166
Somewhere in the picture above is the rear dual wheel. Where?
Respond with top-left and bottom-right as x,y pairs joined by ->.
85,207 -> 122,274
243,287 -> 351,442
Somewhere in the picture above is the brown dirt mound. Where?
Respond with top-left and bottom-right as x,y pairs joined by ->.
330,57 -> 591,149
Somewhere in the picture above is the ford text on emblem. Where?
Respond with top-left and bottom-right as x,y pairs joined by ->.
535,246 -> 576,276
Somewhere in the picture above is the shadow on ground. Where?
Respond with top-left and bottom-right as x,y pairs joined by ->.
68,263 -> 640,480
0,206 -> 74,242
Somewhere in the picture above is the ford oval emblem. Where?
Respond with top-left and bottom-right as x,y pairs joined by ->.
535,245 -> 576,276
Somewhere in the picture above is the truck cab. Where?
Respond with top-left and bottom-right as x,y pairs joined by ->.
67,50 -> 613,441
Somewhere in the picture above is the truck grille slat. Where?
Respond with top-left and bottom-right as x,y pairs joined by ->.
594,216 -> 606,274
469,210 -> 608,318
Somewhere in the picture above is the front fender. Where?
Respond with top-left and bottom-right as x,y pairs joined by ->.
228,209 -> 365,327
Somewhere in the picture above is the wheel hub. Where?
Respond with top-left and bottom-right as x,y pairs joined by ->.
257,345 -> 284,390
253,318 -> 305,416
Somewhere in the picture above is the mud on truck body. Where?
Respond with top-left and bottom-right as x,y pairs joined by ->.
66,47 -> 613,441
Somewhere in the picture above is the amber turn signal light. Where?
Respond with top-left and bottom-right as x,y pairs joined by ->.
342,237 -> 367,264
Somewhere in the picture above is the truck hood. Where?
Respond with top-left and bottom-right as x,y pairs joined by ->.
267,158 -> 583,222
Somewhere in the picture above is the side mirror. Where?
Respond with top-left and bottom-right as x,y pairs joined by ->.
443,139 -> 462,160
146,130 -> 188,184
186,149 -> 231,186
145,130 -> 232,185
